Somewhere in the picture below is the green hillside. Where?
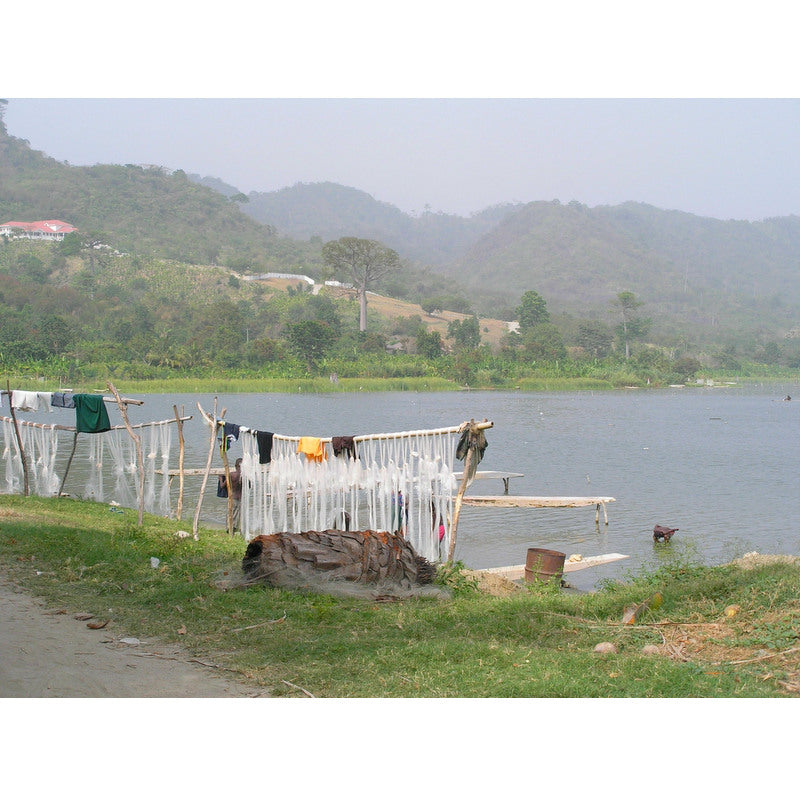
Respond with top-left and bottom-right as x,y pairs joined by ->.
3,99 -> 800,370
0,116 -> 315,272
194,175 -> 800,348
446,200 -> 800,346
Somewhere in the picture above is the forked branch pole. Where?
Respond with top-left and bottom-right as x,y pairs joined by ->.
173,404 -> 186,520
107,382 -> 145,526
194,398 -> 223,540
6,382 -> 29,496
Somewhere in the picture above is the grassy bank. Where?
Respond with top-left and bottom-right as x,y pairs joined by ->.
5,376 -> 462,394
2,495 -> 799,698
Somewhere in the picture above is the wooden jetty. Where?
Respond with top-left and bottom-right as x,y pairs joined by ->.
461,494 -> 615,524
454,469 -> 524,494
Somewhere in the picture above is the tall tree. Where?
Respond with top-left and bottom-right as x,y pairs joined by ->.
286,319 -> 337,370
447,315 -> 481,351
613,290 -> 648,360
576,319 -> 613,358
515,290 -> 550,332
322,237 -> 400,331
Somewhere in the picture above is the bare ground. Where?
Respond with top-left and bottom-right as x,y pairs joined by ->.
0,574 -> 267,698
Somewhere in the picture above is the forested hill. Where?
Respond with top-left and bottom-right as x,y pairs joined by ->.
189,174 -> 800,345
445,200 -> 800,342
0,120 -> 314,271
235,181 -> 521,265
4,105 -> 800,349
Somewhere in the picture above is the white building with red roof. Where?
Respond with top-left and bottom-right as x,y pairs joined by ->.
0,220 -> 78,241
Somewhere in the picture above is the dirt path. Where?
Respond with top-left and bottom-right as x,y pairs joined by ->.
0,575 -> 267,698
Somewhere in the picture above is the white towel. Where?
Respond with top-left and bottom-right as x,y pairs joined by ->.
11,390 -> 40,412
37,392 -> 53,413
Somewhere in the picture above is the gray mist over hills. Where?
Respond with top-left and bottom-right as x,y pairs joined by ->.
6,98 -> 800,222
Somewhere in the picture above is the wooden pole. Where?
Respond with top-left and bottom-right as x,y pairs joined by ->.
446,419 -> 492,563
5,383 -> 29,496
447,444 -> 475,563
58,430 -> 79,497
107,382 -> 145,526
173,404 -> 185,520
221,444 -> 234,535
194,398 -> 223,541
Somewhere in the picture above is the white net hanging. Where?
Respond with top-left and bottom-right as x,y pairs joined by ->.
142,421 -> 172,517
2,417 -> 23,495
237,426 -> 459,563
29,424 -> 60,497
0,419 -> 60,498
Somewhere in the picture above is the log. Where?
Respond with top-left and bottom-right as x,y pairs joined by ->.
242,530 -> 437,589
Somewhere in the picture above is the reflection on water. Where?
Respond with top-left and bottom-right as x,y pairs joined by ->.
6,384 -> 800,590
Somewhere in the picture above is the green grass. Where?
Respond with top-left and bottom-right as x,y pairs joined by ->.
2,495 -> 799,697
6,376 -> 461,395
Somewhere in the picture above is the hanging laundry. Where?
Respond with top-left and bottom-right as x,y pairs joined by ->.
10,390 -> 41,412
217,421 -> 240,452
51,391 -> 76,409
73,394 -> 111,433
331,435 -> 357,460
37,392 -> 53,413
255,430 -> 274,464
297,436 -> 327,462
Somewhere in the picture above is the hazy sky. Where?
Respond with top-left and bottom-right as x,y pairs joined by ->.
3,3 -> 800,221
5,98 -> 800,221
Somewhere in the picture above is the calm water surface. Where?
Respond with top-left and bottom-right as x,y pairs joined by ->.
12,385 -> 800,590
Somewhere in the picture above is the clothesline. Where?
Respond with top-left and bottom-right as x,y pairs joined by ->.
227,420 -> 492,444
0,415 -> 190,432
201,407 -> 492,561
0,389 -> 143,407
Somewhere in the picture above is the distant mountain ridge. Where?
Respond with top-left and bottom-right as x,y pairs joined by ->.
208,173 -> 800,344
3,108 -> 800,349
234,181 -> 523,265
449,200 -> 800,342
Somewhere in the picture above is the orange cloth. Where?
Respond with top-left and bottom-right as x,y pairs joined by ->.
297,436 -> 327,463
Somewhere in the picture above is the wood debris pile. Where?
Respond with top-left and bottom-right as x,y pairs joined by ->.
242,530 -> 437,590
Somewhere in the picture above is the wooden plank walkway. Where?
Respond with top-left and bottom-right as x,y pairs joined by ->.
454,470 -> 524,494
461,495 -> 615,523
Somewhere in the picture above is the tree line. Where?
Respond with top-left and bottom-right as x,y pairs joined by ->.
2,232 -> 798,388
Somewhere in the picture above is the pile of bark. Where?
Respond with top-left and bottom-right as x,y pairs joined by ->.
242,529 -> 437,590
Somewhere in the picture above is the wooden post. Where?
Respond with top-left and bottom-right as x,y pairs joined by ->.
5,383 -> 29,497
107,382 -> 145,526
448,444 -> 475,563
221,445 -> 234,535
58,430 -> 79,497
446,419 -> 492,563
173,404 -> 185,520
194,398 -> 223,541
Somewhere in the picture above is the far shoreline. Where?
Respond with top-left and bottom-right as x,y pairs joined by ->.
5,374 -> 797,396
3,373 -> 800,399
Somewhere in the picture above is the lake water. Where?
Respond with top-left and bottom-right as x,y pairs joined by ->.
6,384 -> 800,590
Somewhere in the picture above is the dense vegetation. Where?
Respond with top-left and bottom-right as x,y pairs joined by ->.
2,100 -> 800,386
0,113 -> 316,271
2,232 -> 800,389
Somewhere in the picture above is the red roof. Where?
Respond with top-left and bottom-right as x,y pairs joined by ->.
0,220 -> 77,233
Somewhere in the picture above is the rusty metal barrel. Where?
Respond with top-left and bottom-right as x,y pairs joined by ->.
524,547 -> 566,583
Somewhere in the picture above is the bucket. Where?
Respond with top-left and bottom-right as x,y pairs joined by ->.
524,547 -> 566,583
